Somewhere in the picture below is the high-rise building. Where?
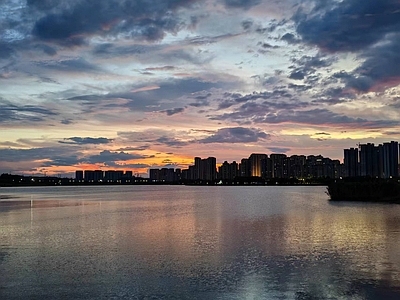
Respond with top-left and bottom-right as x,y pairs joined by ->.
344,148 -> 359,177
84,170 -> 104,182
239,158 -> 250,177
359,143 -> 380,177
249,153 -> 268,177
288,155 -> 306,178
203,157 -> 217,181
194,157 -> 202,180
218,161 -> 239,180
381,141 -> 399,178
104,170 -> 124,182
75,170 -> 84,181
270,154 -> 287,178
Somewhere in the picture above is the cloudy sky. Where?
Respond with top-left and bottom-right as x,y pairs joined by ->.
1,0 -> 400,176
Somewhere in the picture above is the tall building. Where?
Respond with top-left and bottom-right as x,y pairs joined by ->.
288,155 -> 306,178
149,168 -> 179,182
75,170 -> 84,181
104,170 -> 124,182
218,161 -> 239,180
203,157 -> 217,181
381,141 -> 399,178
194,157 -> 202,180
270,154 -> 288,178
344,148 -> 359,177
249,153 -> 268,177
359,143 -> 380,177
239,158 -> 250,177
84,170 -> 103,182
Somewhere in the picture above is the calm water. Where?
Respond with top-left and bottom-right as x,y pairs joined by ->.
1,185 -> 400,299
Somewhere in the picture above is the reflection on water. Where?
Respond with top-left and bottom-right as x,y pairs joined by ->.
1,185 -> 400,299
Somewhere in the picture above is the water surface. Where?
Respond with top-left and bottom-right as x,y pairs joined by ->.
1,185 -> 400,299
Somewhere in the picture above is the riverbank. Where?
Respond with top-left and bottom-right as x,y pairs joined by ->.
327,179 -> 400,203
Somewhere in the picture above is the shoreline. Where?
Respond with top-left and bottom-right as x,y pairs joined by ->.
327,179 -> 400,204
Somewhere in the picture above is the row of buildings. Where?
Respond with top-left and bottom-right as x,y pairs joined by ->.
344,141 -> 399,178
74,141 -> 399,183
149,154 -> 342,183
149,141 -> 400,183
75,170 -> 136,183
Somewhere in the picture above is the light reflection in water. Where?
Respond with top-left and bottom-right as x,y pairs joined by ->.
0,185 -> 400,299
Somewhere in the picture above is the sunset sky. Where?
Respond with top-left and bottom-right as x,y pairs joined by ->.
1,0 -> 400,177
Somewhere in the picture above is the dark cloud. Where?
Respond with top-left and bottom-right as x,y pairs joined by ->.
0,147 -> 82,168
324,34 -> 400,92
259,42 -> 279,49
287,83 -> 312,92
27,0 -> 61,11
223,0 -> 261,9
66,78 -> 220,113
93,43 -> 158,58
289,70 -> 305,80
241,20 -> 254,30
0,43 -> 14,59
60,119 -> 73,125
0,148 -> 55,162
251,108 -> 398,129
155,137 -> 188,148
85,150 -> 145,165
214,101 -> 398,129
0,102 -> 58,124
59,137 -> 113,145
37,58 -> 101,73
217,90 -> 295,109
31,0 -> 198,43
189,92 -> 211,107
199,127 -> 269,144
41,155 -> 83,167
268,147 -> 290,154
281,33 -> 299,44
295,0 -> 400,52
35,44 -> 57,56
144,66 -> 175,71
348,34 -> 400,92
161,107 -> 185,116
117,146 -> 150,151
287,54 -> 337,85
118,130 -> 189,148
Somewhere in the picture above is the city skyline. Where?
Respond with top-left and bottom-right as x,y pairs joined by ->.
2,0 -> 400,177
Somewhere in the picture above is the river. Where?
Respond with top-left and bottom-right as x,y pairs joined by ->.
1,185 -> 400,299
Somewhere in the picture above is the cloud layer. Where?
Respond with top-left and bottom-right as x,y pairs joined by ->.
1,0 -> 400,175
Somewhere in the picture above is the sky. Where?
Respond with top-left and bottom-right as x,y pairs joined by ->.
1,0 -> 400,177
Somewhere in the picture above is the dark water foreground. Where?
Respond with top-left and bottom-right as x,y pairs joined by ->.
1,185 -> 400,299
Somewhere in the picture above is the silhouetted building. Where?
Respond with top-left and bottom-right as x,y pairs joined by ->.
239,158 -> 251,177
344,148 -> 359,177
149,168 -> 177,182
359,143 -> 380,177
381,141 -> 399,178
104,170 -> 124,182
288,155 -> 306,178
270,154 -> 288,178
75,170 -> 84,181
84,170 -> 104,182
249,153 -> 268,177
203,157 -> 217,181
218,161 -> 239,180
